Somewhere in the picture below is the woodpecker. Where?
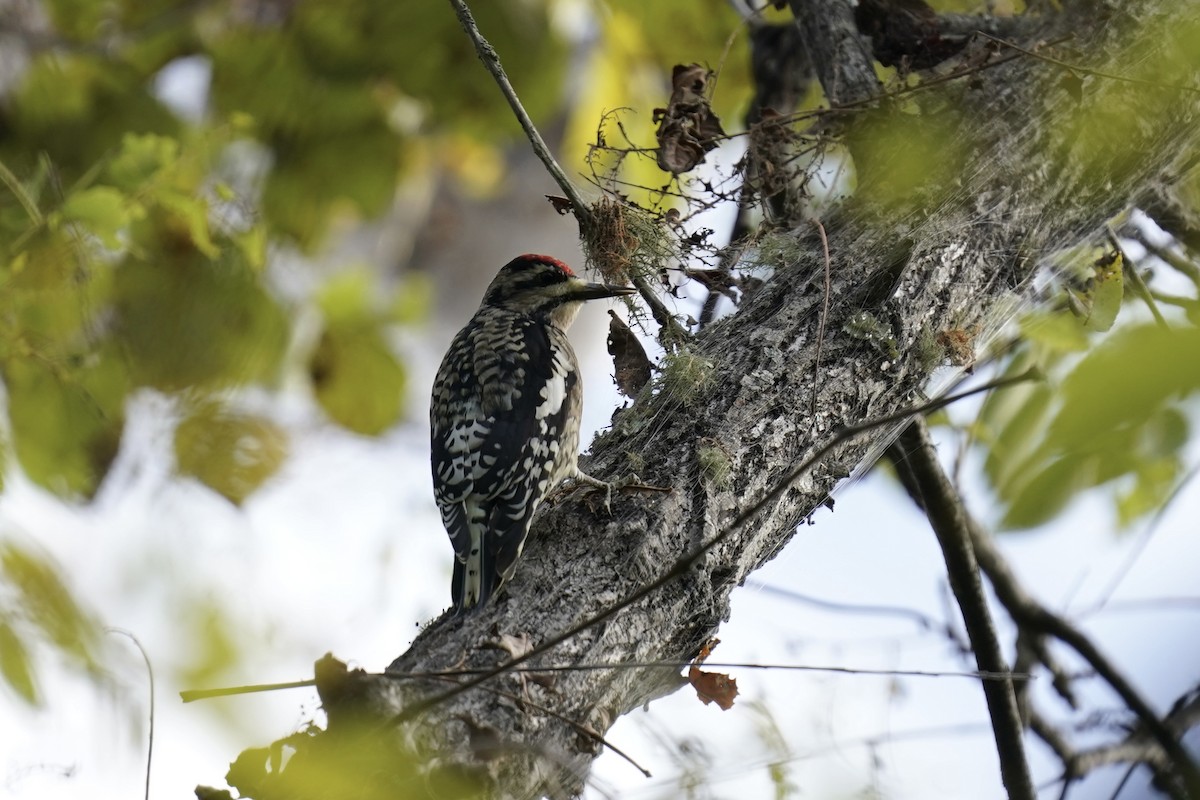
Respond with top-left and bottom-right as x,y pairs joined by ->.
430,254 -> 636,613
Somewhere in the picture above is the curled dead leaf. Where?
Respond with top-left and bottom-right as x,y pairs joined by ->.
545,195 -> 573,215
607,311 -> 652,399
655,64 -> 726,175
687,637 -> 738,710
688,667 -> 739,710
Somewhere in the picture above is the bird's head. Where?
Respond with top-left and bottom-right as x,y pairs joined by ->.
481,254 -> 636,328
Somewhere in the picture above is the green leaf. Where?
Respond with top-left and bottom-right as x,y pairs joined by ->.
1018,310 -> 1090,353
158,189 -> 220,259
9,54 -> 179,183
1117,457 -> 1181,528
1000,452 -> 1098,529
310,322 -> 406,435
56,186 -> 133,249
236,224 -> 269,271
389,274 -> 432,325
106,132 -> 180,190
115,249 -> 288,391
317,270 -> 375,324
0,619 -> 39,705
977,354 -> 1056,497
988,324 -> 1200,530
175,402 -> 289,505
1048,323 -> 1200,450
0,543 -> 101,672
3,347 -> 127,499
1079,250 -> 1124,332
261,125 -> 398,247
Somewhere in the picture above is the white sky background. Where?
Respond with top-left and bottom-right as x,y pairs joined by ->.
3,45 -> 1200,800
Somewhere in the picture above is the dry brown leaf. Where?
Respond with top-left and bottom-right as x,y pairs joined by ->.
687,637 -> 738,710
654,64 -> 726,174
607,311 -> 652,399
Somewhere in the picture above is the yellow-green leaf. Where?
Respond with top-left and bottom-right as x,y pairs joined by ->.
57,186 -> 132,249
390,274 -> 432,325
115,249 -> 288,391
1000,453 -> 1097,529
1049,323 -> 1200,450
106,132 -> 180,190
1079,250 -> 1123,332
3,349 -> 127,499
310,323 -> 405,435
0,543 -> 101,672
175,402 -> 289,505
0,620 -> 39,705
1019,309 -> 1090,353
317,270 -> 374,324
977,353 -> 1056,496
159,190 -> 220,259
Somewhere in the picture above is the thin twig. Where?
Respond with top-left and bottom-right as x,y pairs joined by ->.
979,32 -> 1200,96
391,369 -> 1040,725
967,519 -> 1200,797
747,580 -> 957,636
808,217 -> 832,422
394,662 -> 1029,681
631,274 -> 689,346
1133,230 -> 1200,287
183,660 -> 1031,704
181,678 -> 316,702
894,420 -> 1036,800
447,0 -> 592,228
108,628 -> 155,800
432,673 -> 652,778
0,158 -> 42,223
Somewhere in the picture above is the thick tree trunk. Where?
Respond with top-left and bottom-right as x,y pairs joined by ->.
225,2 -> 1200,798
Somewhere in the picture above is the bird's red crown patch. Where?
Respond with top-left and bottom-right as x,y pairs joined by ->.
517,253 -> 575,276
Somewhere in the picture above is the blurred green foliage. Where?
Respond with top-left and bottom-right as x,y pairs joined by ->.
0,0 -> 572,502
175,401 -> 289,504
0,542 -> 103,705
223,722 -> 486,800
977,292 -> 1200,531
310,271 -> 409,435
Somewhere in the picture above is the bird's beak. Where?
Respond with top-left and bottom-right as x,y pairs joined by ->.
573,282 -> 638,302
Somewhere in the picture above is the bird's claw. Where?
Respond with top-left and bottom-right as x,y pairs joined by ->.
561,471 -> 673,514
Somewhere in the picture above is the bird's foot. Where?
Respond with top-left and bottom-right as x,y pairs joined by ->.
558,471 -> 672,514
481,631 -> 554,697
573,470 -> 615,514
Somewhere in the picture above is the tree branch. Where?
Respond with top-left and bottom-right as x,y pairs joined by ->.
447,0 -> 592,229
967,515 -> 1200,797
894,419 -> 1036,800
787,0 -> 879,107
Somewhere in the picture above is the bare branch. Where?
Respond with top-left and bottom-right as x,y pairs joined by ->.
447,0 -> 592,228
967,517 -> 1200,796
893,420 -> 1036,800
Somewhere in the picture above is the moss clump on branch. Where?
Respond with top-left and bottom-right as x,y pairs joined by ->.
697,442 -> 732,489
583,197 -> 674,286
659,350 -> 715,407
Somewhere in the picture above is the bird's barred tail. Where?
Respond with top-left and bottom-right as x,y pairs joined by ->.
451,507 -> 494,613
451,544 -> 497,613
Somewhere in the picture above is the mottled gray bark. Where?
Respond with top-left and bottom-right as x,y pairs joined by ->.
232,2 -> 1200,798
